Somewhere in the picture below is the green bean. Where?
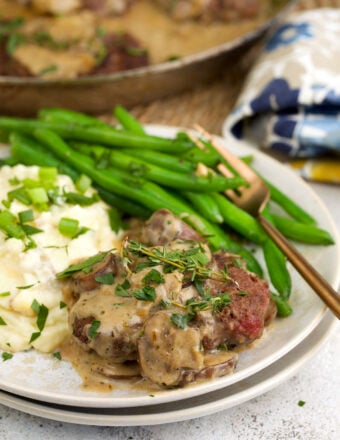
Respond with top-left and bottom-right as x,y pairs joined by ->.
32,128 -> 225,248
38,108 -> 109,128
71,142 -> 195,175
113,106 -> 146,135
262,238 -> 292,299
0,157 -> 18,166
95,186 -> 152,219
0,117 -> 194,153
180,147 -> 220,167
9,132 -> 79,181
270,214 -> 334,245
212,193 -> 267,244
183,191 -> 224,224
121,148 -> 195,173
175,132 -> 221,166
0,129 -> 9,143
261,207 -> 292,298
108,150 -> 245,192
264,179 -> 317,225
270,293 -> 292,317
69,142 -> 106,161
114,106 -> 217,171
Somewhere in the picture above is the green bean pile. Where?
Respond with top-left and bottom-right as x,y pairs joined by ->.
0,106 -> 335,317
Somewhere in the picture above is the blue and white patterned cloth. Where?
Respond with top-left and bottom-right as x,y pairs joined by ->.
223,8 -> 340,159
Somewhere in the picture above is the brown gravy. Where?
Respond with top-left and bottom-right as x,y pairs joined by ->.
60,336 -> 161,394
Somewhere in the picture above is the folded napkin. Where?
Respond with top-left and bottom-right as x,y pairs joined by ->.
223,8 -> 340,183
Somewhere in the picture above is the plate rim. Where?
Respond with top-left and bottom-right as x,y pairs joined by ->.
0,124 -> 339,409
0,311 -> 337,427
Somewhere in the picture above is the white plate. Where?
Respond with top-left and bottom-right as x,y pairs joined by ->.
0,126 -> 339,409
0,311 -> 337,426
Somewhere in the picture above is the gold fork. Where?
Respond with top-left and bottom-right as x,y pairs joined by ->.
195,125 -> 340,319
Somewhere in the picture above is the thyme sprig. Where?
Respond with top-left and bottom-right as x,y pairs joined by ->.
169,293 -> 231,329
125,240 -> 234,284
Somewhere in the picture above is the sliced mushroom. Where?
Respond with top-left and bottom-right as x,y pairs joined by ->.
93,361 -> 141,379
68,253 -> 123,297
138,310 -> 237,387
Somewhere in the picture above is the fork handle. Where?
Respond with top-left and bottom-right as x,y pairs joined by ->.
259,215 -> 340,319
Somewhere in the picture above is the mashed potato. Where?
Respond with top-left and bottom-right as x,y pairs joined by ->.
0,165 -> 122,353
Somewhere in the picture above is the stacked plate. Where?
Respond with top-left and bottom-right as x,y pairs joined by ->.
1,129 -> 339,426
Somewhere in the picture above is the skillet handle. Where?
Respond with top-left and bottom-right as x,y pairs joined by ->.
259,215 -> 340,319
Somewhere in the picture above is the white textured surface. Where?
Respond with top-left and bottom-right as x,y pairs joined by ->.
1,183 -> 339,440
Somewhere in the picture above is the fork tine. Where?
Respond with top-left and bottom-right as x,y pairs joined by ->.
194,124 -> 255,179
193,124 -> 270,215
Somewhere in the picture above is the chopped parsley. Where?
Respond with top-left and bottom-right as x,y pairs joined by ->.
95,272 -> 115,285
53,351 -> 62,360
142,268 -> 164,285
132,286 -> 156,302
88,320 -> 101,339
29,299 -> 49,343
115,279 -> 131,297
2,352 -> 13,361
170,313 -> 190,329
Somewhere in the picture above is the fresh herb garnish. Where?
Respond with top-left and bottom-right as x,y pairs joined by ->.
170,313 -> 191,329
59,301 -> 67,309
29,332 -> 41,343
56,251 -> 111,279
0,316 -> 7,325
88,320 -> 101,339
63,191 -> 99,206
95,272 -> 115,285
6,32 -> 25,55
0,18 -> 24,37
142,268 -> 164,285
17,283 -> 36,290
132,286 -> 156,302
18,209 -> 34,223
53,351 -> 62,360
186,293 -> 231,315
0,292 -> 10,297
115,279 -> 131,297
2,352 -> 13,361
31,299 -> 49,332
29,299 -> 49,343
0,210 -> 25,239
21,224 -> 43,236
126,240 -> 232,284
